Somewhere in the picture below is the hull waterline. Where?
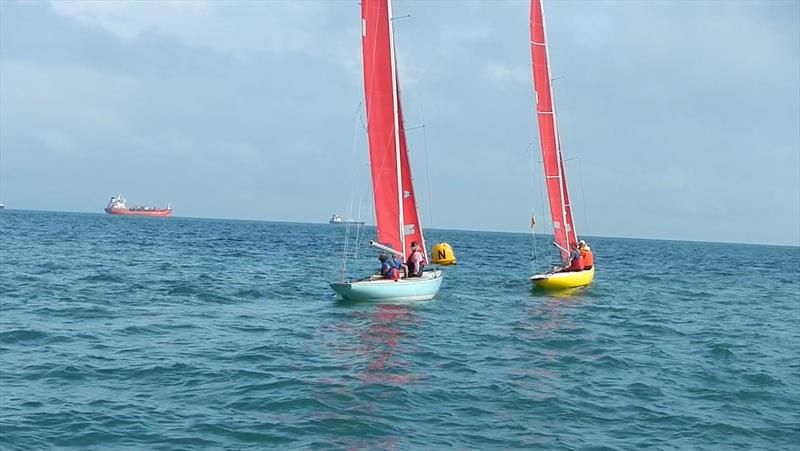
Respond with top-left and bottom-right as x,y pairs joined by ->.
104,208 -> 172,217
331,270 -> 443,302
531,266 -> 595,290
329,220 -> 366,225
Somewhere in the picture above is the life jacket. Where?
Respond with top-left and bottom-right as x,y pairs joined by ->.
407,250 -> 426,277
580,248 -> 594,269
567,253 -> 584,272
381,261 -> 400,280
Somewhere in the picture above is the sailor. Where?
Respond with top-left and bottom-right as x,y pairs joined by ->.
392,253 -> 408,278
378,253 -> 399,280
579,240 -> 594,270
406,241 -> 427,277
554,244 -> 584,272
566,245 -> 585,272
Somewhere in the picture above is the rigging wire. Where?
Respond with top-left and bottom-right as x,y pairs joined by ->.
415,83 -> 435,232
340,100 -> 365,281
562,157 -> 589,238
577,157 -> 590,235
351,109 -> 376,263
533,147 -> 555,269
353,192 -> 366,260
525,142 -> 539,273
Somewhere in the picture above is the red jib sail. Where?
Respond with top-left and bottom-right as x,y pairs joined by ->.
361,0 -> 426,259
530,0 -> 578,263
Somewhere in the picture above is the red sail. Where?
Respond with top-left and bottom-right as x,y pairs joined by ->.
362,0 -> 400,254
530,0 -> 577,263
361,0 -> 425,259
397,98 -> 426,258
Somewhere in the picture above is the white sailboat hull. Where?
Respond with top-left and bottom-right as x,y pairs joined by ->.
331,270 -> 443,302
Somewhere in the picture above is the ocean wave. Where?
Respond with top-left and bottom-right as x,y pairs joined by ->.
1,212 -> 798,449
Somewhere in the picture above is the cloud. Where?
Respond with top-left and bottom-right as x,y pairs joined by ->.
50,1 -> 215,42
439,23 -> 493,44
482,62 -> 529,85
1,0 -> 797,244
49,1 -> 359,64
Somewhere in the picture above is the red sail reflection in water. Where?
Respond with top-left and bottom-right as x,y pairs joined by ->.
358,304 -> 422,385
311,304 -> 423,450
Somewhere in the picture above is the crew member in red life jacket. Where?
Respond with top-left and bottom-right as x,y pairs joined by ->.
556,244 -> 584,272
578,240 -> 594,270
406,241 -> 427,277
379,253 -> 400,280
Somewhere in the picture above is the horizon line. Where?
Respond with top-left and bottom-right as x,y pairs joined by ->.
4,207 -> 799,249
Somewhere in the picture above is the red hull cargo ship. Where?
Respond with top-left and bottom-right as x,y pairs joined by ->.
104,195 -> 172,217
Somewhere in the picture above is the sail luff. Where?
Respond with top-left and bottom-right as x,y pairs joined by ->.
530,0 -> 576,264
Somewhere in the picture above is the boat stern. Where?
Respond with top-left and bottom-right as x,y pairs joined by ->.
531,266 -> 595,290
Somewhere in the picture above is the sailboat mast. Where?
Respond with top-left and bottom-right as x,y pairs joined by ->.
541,3 -> 573,257
387,0 -> 406,259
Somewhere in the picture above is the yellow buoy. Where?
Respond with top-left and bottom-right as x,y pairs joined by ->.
431,242 -> 457,265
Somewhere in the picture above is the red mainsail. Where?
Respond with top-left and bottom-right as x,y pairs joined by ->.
530,0 -> 578,263
361,0 -> 426,259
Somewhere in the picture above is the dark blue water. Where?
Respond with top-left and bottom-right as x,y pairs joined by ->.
1,210 -> 798,449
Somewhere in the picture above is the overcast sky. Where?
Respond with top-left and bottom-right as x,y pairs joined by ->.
1,0 -> 798,246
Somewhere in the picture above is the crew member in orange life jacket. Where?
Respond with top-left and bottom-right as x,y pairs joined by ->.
565,246 -> 584,272
555,244 -> 584,272
579,240 -> 594,270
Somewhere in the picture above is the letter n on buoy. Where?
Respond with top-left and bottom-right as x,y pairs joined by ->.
431,242 -> 457,265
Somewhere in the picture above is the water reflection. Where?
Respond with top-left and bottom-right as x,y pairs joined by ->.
319,302 -> 422,449
531,284 -> 591,299
509,291 -> 588,386
357,303 -> 421,385
526,287 -> 586,333
325,300 -> 425,386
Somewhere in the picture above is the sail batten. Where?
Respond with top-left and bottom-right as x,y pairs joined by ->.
530,0 -> 578,264
362,0 -> 425,260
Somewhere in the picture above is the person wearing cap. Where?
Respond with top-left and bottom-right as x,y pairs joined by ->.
406,241 -> 427,277
378,252 -> 399,280
578,240 -> 594,270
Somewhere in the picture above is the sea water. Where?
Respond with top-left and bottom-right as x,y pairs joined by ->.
1,210 -> 798,449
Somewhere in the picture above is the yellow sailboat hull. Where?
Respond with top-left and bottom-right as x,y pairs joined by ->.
531,266 -> 595,290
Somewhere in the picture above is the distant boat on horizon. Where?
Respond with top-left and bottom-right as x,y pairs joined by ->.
104,195 -> 172,217
0,203 -> 5,209
328,214 -> 365,225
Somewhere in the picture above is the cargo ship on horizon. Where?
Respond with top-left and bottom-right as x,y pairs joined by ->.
329,214 -> 365,225
104,195 -> 172,217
